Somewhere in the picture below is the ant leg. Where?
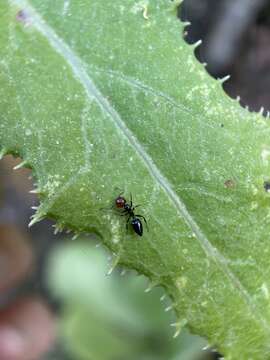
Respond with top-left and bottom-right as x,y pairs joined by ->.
114,187 -> 124,195
126,215 -> 131,231
136,215 -> 147,223
136,215 -> 149,231
99,203 -> 114,212
130,193 -> 133,208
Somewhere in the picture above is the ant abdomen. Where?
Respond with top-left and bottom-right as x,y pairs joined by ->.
131,218 -> 143,236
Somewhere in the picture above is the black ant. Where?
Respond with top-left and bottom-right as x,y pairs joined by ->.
115,194 -> 147,236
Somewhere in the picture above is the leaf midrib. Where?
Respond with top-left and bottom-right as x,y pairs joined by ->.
10,0 -> 270,333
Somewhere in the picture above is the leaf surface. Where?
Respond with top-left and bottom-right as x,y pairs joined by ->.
1,1 -> 270,358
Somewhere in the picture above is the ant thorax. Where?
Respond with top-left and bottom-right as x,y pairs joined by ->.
124,203 -> 132,212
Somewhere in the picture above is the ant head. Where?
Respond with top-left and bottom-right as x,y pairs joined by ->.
115,196 -> 126,208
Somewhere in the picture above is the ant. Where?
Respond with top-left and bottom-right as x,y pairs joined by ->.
115,193 -> 147,236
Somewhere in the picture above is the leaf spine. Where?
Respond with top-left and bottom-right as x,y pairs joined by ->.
193,39 -> 202,49
259,107 -> 265,115
171,319 -> 187,338
107,254 -> 120,275
120,269 -> 126,276
29,188 -> 42,194
72,233 -> 79,241
28,212 -> 44,227
165,305 -> 173,312
182,20 -> 191,27
145,280 -> 158,293
202,345 -> 210,351
13,160 -> 28,170
160,294 -> 166,301
219,75 -> 230,84
142,5 -> 149,20
53,223 -> 64,235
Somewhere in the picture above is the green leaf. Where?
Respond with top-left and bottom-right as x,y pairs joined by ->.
47,241 -> 207,360
1,0 -> 270,358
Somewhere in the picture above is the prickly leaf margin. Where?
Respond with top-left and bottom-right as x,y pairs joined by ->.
1,1 -> 270,358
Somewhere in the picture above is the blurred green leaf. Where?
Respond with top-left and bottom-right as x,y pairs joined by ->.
48,242 -> 207,360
